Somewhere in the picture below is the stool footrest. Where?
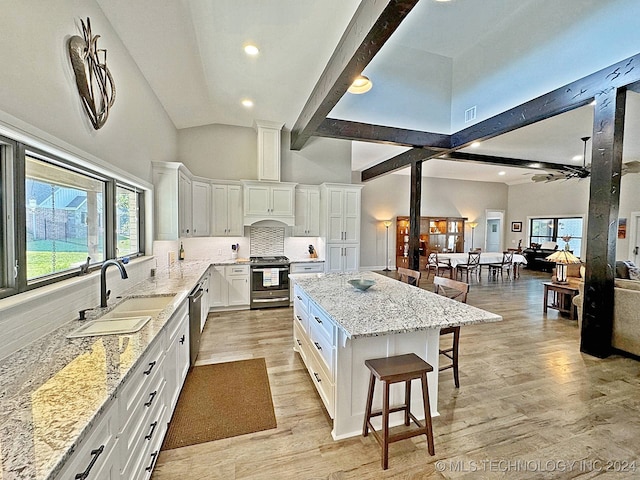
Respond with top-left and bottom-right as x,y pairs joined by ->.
367,404 -> 408,418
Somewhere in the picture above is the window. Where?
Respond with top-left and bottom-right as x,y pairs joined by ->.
25,154 -> 106,281
116,184 -> 143,258
529,217 -> 584,256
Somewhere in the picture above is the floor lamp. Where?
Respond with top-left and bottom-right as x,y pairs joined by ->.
468,222 -> 478,250
383,220 -> 392,271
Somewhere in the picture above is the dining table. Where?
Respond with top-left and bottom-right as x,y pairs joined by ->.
438,252 -> 527,277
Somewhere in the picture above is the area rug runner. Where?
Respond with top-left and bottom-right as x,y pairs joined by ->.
161,357 -> 277,450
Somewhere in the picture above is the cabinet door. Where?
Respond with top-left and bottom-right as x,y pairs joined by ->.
270,185 -> 294,216
294,189 -> 309,236
226,185 -> 244,236
344,245 -> 359,271
245,185 -> 270,215
192,181 -> 210,237
178,171 -> 192,237
228,276 -> 249,306
326,189 -> 344,243
209,266 -> 227,307
326,245 -> 344,273
211,184 -> 229,236
343,189 -> 360,243
307,188 -> 320,236
152,168 -> 179,241
200,272 -> 210,331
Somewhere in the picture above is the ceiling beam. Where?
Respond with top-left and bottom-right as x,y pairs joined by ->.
452,53 -> 640,148
315,118 -> 450,149
441,151 -> 583,173
360,147 -> 440,181
290,0 -> 419,151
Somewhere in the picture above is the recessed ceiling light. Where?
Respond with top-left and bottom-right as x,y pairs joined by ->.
470,142 -> 481,148
241,99 -> 254,108
498,171 -> 506,176
572,155 -> 582,161
590,100 -> 596,106
244,44 -> 259,56
348,75 -> 373,94
530,163 -> 541,168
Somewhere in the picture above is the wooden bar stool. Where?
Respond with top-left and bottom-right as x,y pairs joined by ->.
362,353 -> 435,469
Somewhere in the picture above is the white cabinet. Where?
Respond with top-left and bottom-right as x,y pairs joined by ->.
55,397 -> 119,480
242,181 -> 296,225
294,186 -> 320,236
321,184 -> 362,273
165,301 -> 190,413
254,120 -> 283,182
152,162 -> 194,240
211,183 -> 243,236
200,269 -> 210,331
192,180 -> 211,237
226,265 -> 250,306
209,264 -> 250,309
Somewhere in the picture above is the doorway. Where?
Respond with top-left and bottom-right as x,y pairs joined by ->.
630,212 -> 640,265
485,210 -> 504,252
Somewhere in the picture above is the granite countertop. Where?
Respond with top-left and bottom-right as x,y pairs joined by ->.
288,257 -> 325,263
0,260 -> 210,480
290,271 -> 502,339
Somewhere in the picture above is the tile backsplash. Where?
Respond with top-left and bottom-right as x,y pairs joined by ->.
250,227 -> 285,256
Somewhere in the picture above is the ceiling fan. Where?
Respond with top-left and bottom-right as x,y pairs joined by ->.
531,136 -> 640,182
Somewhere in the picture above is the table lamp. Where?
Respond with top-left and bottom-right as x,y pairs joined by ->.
546,245 -> 580,284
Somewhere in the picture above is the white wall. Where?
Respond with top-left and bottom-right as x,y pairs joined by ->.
451,0 -> 640,132
360,174 -> 508,269
0,1 -> 177,182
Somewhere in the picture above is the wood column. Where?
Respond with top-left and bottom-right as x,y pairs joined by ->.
580,87 -> 626,358
409,161 -> 422,271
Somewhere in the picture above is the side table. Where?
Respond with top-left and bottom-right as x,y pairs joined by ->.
543,282 -> 579,319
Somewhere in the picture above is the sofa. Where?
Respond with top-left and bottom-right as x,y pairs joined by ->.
573,262 -> 640,357
523,241 -> 559,272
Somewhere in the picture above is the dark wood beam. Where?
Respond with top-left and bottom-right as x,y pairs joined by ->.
290,0 -> 419,151
315,118 -> 451,149
580,87 -> 626,358
409,161 -> 422,271
360,147 -> 440,182
452,54 -> 640,148
442,151 -> 586,174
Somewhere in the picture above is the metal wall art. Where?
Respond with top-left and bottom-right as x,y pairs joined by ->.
68,17 -> 115,130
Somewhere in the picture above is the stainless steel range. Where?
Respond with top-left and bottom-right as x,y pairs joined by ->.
249,256 -> 290,309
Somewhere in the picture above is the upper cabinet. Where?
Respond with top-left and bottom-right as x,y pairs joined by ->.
242,180 -> 296,226
211,183 -> 243,236
153,162 -> 194,240
293,185 -> 320,236
192,179 -> 211,237
322,184 -> 362,243
254,120 -> 284,182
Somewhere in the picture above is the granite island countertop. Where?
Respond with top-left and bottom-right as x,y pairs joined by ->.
290,271 -> 502,339
0,260 -> 211,480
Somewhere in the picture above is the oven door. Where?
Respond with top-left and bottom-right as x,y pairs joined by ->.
250,266 -> 290,292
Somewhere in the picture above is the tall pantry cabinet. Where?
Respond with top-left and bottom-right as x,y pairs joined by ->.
320,183 -> 363,273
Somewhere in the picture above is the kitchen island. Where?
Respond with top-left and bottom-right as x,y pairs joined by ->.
290,271 -> 502,440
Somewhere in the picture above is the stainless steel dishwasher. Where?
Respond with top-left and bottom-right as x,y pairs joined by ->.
188,281 -> 205,365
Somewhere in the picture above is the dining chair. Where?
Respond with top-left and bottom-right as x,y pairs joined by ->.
425,251 -> 453,279
433,276 -> 469,388
397,267 -> 421,286
487,251 -> 514,280
455,251 -> 481,282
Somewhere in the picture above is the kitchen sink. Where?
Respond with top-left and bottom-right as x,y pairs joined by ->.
67,316 -> 152,338
67,295 -> 174,338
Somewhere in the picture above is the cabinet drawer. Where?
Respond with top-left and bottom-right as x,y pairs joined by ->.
226,264 -> 249,276
293,321 -> 309,364
293,298 -> 308,333
293,286 -> 309,312
307,352 -> 335,419
308,320 -> 334,376
118,338 -> 165,432
308,301 -> 335,344
56,397 -> 118,480
291,262 -> 324,274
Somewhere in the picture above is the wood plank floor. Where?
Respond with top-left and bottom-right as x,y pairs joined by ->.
152,269 -> 640,479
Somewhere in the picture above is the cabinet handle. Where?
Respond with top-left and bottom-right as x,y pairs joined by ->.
296,295 -> 302,300
145,451 -> 159,472
144,390 -> 157,407
74,445 -> 104,480
314,342 -> 322,351
179,335 -> 185,344
314,316 -> 322,324
145,421 -> 158,441
143,361 -> 156,375
296,339 -> 302,346
296,315 -> 303,322
314,372 -> 322,383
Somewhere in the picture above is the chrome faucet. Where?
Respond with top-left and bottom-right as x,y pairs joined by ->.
100,259 -> 129,307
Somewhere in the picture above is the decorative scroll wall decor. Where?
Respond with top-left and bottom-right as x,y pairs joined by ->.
68,17 -> 115,130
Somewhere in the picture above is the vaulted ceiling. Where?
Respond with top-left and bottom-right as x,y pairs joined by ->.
97,0 -> 640,184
